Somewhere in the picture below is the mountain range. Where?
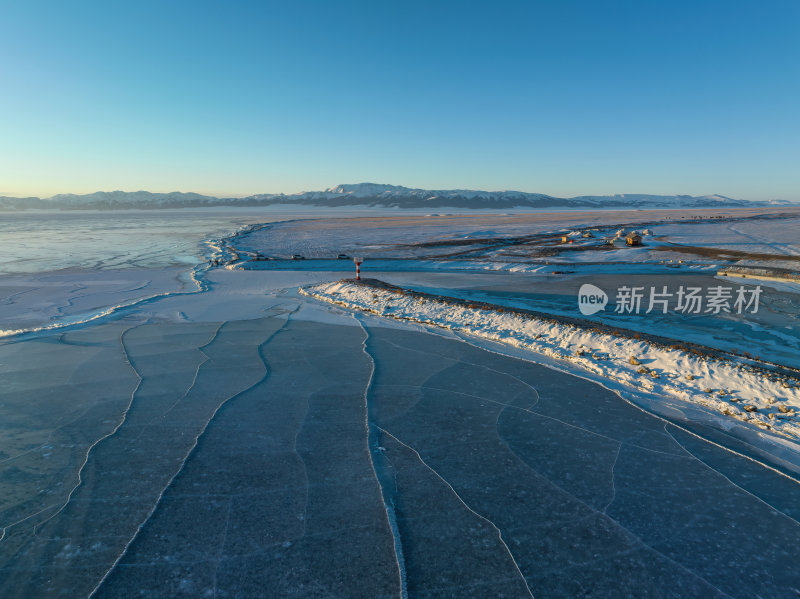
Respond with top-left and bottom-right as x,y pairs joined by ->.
0,183 -> 791,211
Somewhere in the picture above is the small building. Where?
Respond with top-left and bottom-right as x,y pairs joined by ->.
626,232 -> 642,246
561,235 -> 570,243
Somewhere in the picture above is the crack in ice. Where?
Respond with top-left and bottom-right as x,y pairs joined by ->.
354,313 -> 408,599
375,335 -> 541,409
470,421 -> 732,598
0,395 -> 113,467
139,320 -> 226,432
664,424 -> 800,528
88,308 -> 300,597
366,350 -> 730,596
290,340 -> 316,542
374,425 -> 535,599
0,503 -> 60,544
602,444 -> 622,514
383,381 -> 620,447
30,322 -> 147,537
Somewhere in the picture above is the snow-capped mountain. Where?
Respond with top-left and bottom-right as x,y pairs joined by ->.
312,183 -> 547,202
0,183 -> 792,211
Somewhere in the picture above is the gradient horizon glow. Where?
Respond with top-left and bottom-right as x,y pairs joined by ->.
1,1 -> 798,200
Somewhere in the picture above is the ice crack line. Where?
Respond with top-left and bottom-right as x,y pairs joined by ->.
603,444 -> 623,514
287,342 -> 317,542
376,336 -> 541,409
353,313 -> 408,599
664,424 -> 800,528
0,397 -> 104,467
292,352 -> 314,540
455,328 -> 800,488
89,307 -> 300,597
140,320 -> 226,432
476,418 -> 732,598
0,286 -> 36,306
388,381 -> 619,447
374,425 -> 535,599
343,313 -> 738,596
381,387 -> 730,597
490,382 -> 622,521
0,503 -> 61,544
31,322 -> 147,537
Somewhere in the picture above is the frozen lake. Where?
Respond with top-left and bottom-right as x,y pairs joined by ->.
0,270 -> 799,597
0,208 -> 345,334
2,209 -> 800,596
0,209 -> 256,275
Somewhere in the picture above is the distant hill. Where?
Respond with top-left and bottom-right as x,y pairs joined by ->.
0,183 -> 792,211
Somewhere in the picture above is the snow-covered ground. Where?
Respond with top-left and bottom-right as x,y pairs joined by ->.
655,217 -> 800,257
233,208 -> 800,271
302,281 -> 800,443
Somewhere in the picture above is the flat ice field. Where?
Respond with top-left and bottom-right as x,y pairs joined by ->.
2,207 -> 800,597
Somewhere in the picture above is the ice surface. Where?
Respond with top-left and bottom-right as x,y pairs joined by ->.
0,268 -> 194,334
362,326 -> 800,597
2,291 -> 800,596
0,318 -> 281,597
0,208 -> 345,338
92,317 -> 402,598
0,209 -> 312,276
2,208 -> 800,597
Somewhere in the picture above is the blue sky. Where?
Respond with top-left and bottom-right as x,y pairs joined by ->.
1,0 -> 798,199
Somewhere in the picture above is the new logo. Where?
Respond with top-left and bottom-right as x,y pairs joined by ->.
578,283 -> 608,315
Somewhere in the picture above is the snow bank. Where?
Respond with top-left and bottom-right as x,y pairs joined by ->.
301,281 -> 800,442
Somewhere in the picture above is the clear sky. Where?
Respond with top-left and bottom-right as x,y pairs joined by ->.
1,0 -> 798,200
